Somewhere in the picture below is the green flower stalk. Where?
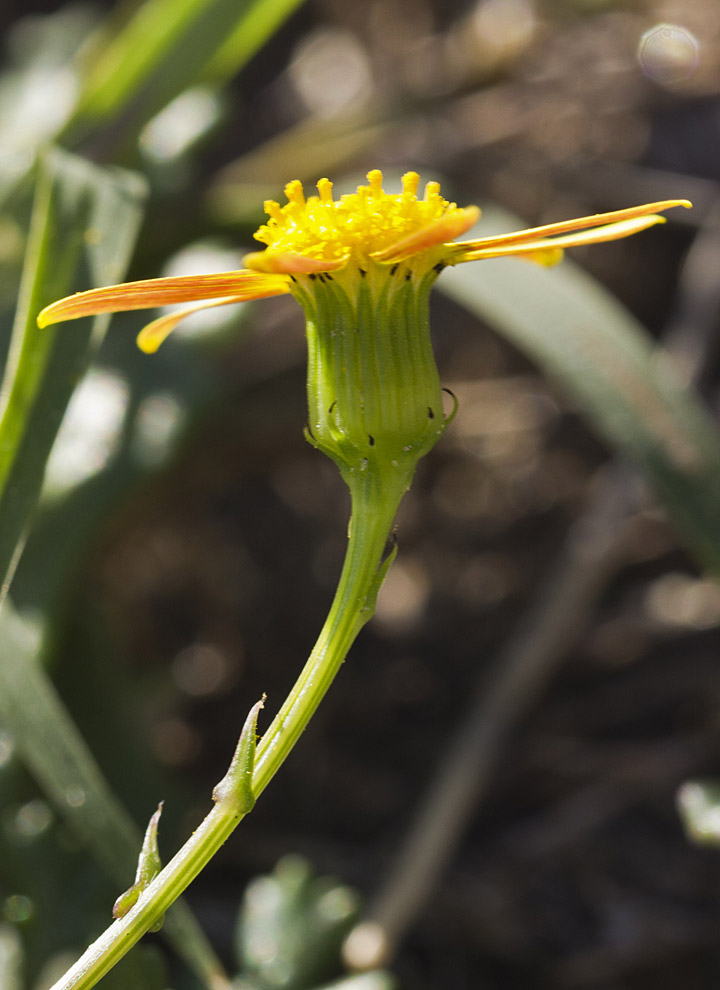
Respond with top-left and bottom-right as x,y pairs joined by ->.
37,172 -> 690,988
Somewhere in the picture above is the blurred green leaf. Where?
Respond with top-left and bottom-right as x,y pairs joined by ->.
207,109 -> 391,225
0,147 -> 146,604
0,600 -> 230,990
0,924 -> 23,990
440,206 -> 720,575
0,148 -> 230,988
65,0 -> 306,148
0,7 -> 98,154
314,974 -> 397,990
677,779 -> 720,846
30,944 -> 168,990
236,855 -> 361,990
203,0 -> 306,84
0,605 -> 144,890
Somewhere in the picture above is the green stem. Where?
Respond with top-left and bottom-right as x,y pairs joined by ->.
50,469 -> 411,990
252,471 -> 409,796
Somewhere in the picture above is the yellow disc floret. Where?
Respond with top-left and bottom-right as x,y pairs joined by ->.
245,170 -> 479,274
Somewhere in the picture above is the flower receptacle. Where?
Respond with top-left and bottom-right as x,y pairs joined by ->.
297,259 -> 450,492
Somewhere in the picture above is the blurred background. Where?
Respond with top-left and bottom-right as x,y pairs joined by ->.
2,1 -> 720,988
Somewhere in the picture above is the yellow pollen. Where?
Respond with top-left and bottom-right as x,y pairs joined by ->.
250,169 -> 471,270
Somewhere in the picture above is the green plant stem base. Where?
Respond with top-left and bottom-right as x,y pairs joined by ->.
49,468 -> 412,990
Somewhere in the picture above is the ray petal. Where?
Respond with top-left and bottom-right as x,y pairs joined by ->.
372,206 -> 481,264
243,251 -> 349,274
136,297 -> 254,353
452,215 -> 672,264
451,199 -> 692,261
37,271 -> 290,327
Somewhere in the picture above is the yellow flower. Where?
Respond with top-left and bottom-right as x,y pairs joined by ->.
38,169 -> 690,355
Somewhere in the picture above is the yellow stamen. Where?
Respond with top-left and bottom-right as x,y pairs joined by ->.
264,200 -> 285,224
284,180 -> 305,207
424,181 -> 440,203
317,178 -> 333,203
402,172 -> 420,197
248,171 -> 472,273
367,169 -> 384,196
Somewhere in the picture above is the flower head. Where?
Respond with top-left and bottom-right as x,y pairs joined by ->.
37,169 -> 690,355
244,169 -> 479,273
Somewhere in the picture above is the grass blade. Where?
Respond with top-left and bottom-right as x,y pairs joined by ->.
0,147 -> 145,600
0,603 -> 230,990
65,0 -> 306,146
0,148 -> 230,987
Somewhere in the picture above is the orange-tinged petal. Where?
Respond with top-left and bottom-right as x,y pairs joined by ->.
243,251 -> 349,274
37,271 -> 290,327
451,199 -> 691,261
372,206 -> 480,264
136,297 -> 253,353
452,215 -> 672,264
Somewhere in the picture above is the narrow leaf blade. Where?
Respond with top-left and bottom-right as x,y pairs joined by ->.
66,0 -> 306,143
0,147 -> 146,600
0,149 -> 230,986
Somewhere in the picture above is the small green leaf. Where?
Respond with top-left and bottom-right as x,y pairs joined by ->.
114,803 -> 164,929
213,699 -> 264,814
